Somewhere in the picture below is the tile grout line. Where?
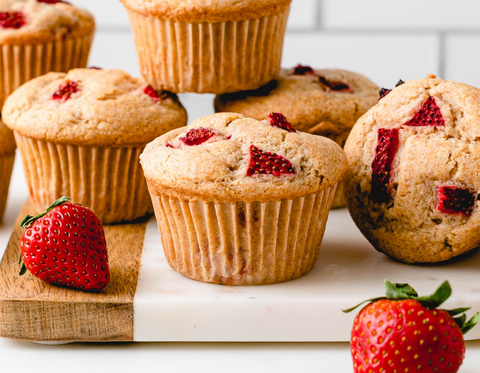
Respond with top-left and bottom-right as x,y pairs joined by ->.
316,0 -> 324,30
438,32 -> 446,78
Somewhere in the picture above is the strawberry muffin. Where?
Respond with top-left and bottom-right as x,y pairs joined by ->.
215,65 -> 379,208
0,0 -> 95,108
119,0 -> 291,94
2,68 -> 187,224
0,117 -> 15,222
140,112 -> 347,285
344,75 -> 480,263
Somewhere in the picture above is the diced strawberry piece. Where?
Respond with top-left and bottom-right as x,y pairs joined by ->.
319,76 -> 353,93
88,66 -> 102,70
437,186 -> 476,216
0,11 -> 26,29
378,88 -> 392,100
371,128 -> 399,204
247,145 -> 295,177
293,64 -> 315,75
404,97 -> 445,127
378,79 -> 405,100
179,128 -> 217,146
143,85 -> 175,102
165,143 -> 174,148
267,113 -> 296,133
52,80 -> 80,102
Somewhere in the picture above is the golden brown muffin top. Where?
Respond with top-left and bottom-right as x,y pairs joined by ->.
2,68 -> 188,147
0,0 -> 95,44
215,67 -> 379,138
0,118 -> 15,155
141,113 -> 347,203
120,0 -> 292,22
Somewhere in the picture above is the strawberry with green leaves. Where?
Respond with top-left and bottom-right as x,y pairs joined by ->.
19,196 -> 110,292
344,281 -> 479,373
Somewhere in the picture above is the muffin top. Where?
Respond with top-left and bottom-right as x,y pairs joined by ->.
0,118 -> 15,155
141,112 -> 347,203
215,66 -> 379,146
2,68 -> 188,147
120,0 -> 292,23
344,74 -> 480,263
0,0 -> 95,44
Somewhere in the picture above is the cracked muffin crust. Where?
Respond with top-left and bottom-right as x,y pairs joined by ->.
0,0 -> 95,108
215,66 -> 379,207
0,0 -> 94,44
141,112 -> 347,203
344,75 -> 480,263
141,113 -> 347,285
2,68 -> 187,147
2,68 -> 187,224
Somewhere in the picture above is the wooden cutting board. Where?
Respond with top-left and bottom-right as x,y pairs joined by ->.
2,201 -> 480,343
0,200 -> 147,342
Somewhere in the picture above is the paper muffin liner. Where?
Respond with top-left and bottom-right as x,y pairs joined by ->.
0,31 -> 94,108
15,133 -> 152,224
125,8 -> 290,94
147,184 -> 337,285
331,180 -> 346,209
0,152 -> 15,223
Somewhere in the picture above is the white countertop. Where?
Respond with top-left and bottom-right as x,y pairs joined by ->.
1,93 -> 480,372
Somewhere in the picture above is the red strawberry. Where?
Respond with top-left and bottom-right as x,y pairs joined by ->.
52,80 -> 80,102
404,97 -> 445,127
143,85 -> 175,102
293,64 -> 315,75
345,281 -> 480,373
0,11 -> 26,29
180,127 -> 218,146
247,145 -> 295,177
319,76 -> 353,93
88,66 -> 102,70
267,113 -> 296,133
437,186 -> 477,216
19,196 -> 110,292
371,128 -> 399,204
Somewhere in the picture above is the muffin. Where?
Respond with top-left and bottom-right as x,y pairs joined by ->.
2,68 -> 188,224
0,117 -> 15,222
119,0 -> 291,94
344,75 -> 480,263
0,0 -> 95,108
140,112 -> 347,285
215,65 -> 379,208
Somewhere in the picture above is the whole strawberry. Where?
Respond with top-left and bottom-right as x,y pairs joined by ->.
19,196 -> 110,291
344,281 -> 479,373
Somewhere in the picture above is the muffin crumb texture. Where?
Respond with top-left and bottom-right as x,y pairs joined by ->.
345,75 -> 480,263
2,68 -> 187,147
141,113 -> 347,203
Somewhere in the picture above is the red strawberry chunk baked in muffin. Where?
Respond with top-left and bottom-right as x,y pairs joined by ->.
140,113 -> 347,285
2,68 -> 187,223
345,74 -> 480,263
0,0 -> 95,108
215,65 -> 379,208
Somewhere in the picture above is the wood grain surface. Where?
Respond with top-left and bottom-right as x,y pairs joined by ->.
0,201 -> 147,342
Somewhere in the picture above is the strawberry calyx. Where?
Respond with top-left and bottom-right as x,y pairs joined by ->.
343,280 -> 480,335
20,196 -> 71,230
19,196 -> 72,276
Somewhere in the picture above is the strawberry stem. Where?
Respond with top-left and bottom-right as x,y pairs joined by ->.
343,280 -> 480,334
20,196 -> 71,230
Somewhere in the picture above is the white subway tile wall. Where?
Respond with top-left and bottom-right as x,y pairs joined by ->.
69,0 -> 480,96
